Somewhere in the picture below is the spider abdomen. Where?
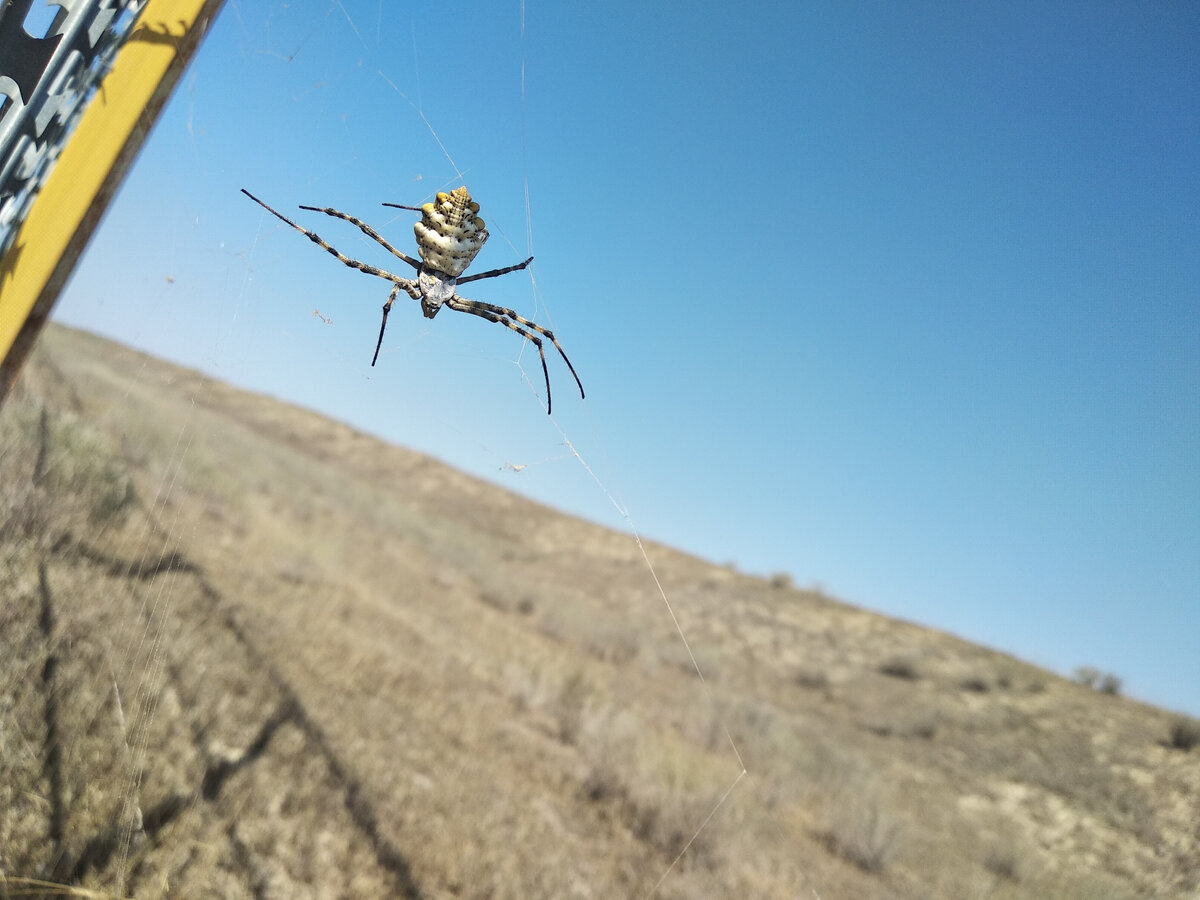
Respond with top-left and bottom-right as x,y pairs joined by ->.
414,186 -> 489,277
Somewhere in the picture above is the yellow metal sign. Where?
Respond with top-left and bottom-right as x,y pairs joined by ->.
0,0 -> 226,401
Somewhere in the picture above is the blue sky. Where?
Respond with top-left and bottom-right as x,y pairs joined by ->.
50,2 -> 1198,714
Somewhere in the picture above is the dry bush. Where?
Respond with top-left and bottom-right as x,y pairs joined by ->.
878,656 -> 920,680
581,621 -> 644,664
809,752 -> 901,874
39,412 -> 135,525
822,789 -> 901,873
632,790 -> 720,870
960,675 -> 991,693
1167,716 -> 1200,751
903,712 -> 940,740
502,660 -> 553,713
578,722 -> 726,872
1075,667 -> 1122,696
478,588 -> 513,612
794,667 -> 830,691
658,641 -> 721,682
769,571 -> 794,590
0,402 -> 133,550
554,670 -> 592,744
984,835 -> 1024,882
865,720 -> 893,738
580,755 -> 626,804
480,587 -> 539,616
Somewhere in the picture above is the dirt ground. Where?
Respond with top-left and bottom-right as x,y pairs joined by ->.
2,323 -> 1197,898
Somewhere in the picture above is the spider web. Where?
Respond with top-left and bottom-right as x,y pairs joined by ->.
2,2 -> 758,897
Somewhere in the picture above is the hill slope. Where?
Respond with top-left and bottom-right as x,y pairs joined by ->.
1,323 -> 1196,898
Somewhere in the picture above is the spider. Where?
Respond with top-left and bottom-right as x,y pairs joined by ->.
241,185 -> 584,414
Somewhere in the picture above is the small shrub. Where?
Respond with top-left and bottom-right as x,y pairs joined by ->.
960,676 -> 991,693
1075,666 -> 1122,695
479,590 -> 510,611
580,759 -> 625,803
633,793 -> 719,868
794,668 -> 830,690
1167,716 -> 1200,751
769,571 -> 794,590
823,793 -> 901,873
43,411 -> 135,525
984,839 -> 1023,882
879,657 -> 919,680
907,715 -> 939,740
554,671 -> 591,744
581,622 -> 642,664
537,612 -> 568,643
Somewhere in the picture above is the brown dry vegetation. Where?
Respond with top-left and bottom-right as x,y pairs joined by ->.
2,323 -> 1197,898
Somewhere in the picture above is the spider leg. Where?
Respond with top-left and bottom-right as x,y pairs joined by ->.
299,204 -> 421,271
447,295 -> 586,414
458,298 -> 585,401
243,189 -> 422,366
458,257 -> 534,285
372,283 -> 403,366
242,189 -> 414,283
448,297 -> 554,413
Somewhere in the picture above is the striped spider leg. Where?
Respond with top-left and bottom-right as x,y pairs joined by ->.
241,187 -> 584,414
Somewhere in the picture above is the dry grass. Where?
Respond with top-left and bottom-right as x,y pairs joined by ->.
1,323 -> 1197,899
820,781 -> 902,873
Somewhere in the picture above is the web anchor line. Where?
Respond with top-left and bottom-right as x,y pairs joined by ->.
551,426 -> 749,898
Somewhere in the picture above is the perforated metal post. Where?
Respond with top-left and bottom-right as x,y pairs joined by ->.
0,0 -> 226,402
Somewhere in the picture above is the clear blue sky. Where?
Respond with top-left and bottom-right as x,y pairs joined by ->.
51,2 -> 1199,715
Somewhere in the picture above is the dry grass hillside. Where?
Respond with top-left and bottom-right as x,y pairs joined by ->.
2,323 -> 1197,899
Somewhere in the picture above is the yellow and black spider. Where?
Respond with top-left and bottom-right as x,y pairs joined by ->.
242,186 -> 584,414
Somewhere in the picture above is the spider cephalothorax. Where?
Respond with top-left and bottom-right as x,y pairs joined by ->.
241,186 -> 583,414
